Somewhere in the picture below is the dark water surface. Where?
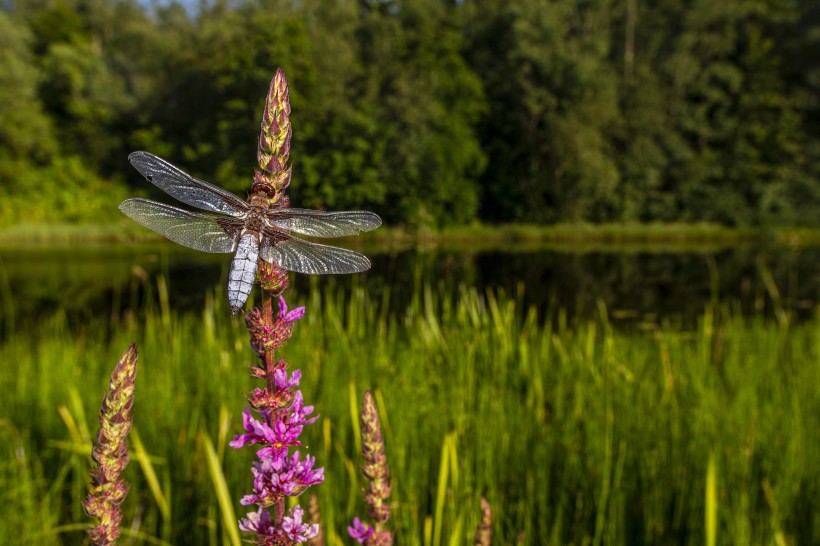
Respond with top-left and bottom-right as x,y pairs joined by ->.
0,241 -> 817,332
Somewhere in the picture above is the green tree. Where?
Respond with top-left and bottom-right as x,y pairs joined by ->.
294,0 -> 386,214
39,38 -> 135,167
650,0 -> 807,225
367,0 -> 485,227
467,0 -> 621,223
775,0 -> 820,225
0,11 -> 56,172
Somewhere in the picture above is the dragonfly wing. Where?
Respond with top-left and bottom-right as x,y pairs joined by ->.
128,151 -> 249,216
259,230 -> 371,274
266,208 -> 382,237
119,198 -> 241,253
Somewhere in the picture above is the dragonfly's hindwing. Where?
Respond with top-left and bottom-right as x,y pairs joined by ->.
266,209 -> 382,237
260,233 -> 371,275
119,198 -> 240,253
227,233 -> 260,315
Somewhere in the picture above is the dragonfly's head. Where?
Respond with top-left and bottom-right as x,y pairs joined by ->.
251,170 -> 290,209
251,175 -> 277,199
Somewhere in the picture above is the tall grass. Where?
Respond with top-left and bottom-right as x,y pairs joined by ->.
0,280 -> 817,545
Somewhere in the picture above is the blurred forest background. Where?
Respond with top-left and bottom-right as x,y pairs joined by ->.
1,0 -> 820,229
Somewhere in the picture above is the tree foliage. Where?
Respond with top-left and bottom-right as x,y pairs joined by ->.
0,0 -> 818,227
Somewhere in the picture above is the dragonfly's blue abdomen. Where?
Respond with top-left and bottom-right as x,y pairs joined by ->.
228,233 -> 259,315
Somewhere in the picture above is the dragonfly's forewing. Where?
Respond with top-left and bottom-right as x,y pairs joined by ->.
266,208 -> 382,238
120,198 -> 241,253
260,229 -> 371,274
129,152 -> 249,216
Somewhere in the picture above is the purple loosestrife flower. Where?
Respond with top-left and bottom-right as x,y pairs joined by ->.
277,296 -> 306,323
239,506 -> 318,544
254,67 -> 293,207
235,295 -> 324,543
240,451 -> 324,506
473,497 -> 493,546
234,296 -> 324,544
348,518 -> 375,544
239,508 -> 277,536
247,368 -> 304,410
288,390 -> 319,427
282,506 -> 318,543
230,409 -> 297,467
246,297 -> 305,358
234,68 -> 326,545
258,260 -> 290,295
230,394 -> 318,469
84,344 -> 138,546
348,391 -> 393,546
275,367 -> 302,389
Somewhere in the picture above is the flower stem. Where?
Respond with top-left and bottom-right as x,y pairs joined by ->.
263,290 -> 277,393
261,289 -> 288,529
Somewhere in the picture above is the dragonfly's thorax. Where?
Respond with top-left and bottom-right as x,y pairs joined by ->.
248,194 -> 271,209
242,198 -> 271,237
243,215 -> 265,237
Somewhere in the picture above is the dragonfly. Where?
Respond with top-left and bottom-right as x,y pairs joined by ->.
119,152 -> 381,315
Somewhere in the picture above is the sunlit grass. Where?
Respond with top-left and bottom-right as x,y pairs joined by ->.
0,282 -> 817,545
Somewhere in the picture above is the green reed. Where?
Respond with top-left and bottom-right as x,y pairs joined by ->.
0,281 -> 817,545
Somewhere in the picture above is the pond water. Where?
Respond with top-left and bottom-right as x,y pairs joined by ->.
0,240 -> 817,333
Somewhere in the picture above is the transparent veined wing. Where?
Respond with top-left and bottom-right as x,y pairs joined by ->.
265,208 -> 382,237
260,229 -> 371,274
119,198 -> 241,253
129,151 -> 249,216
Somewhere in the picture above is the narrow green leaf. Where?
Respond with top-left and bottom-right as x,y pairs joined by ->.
132,427 -> 171,521
200,430 -> 241,546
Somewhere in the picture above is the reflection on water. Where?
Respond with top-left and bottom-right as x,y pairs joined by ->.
0,241 -> 817,333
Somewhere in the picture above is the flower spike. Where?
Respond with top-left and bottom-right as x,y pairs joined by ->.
84,344 -> 138,546
348,391 -> 393,545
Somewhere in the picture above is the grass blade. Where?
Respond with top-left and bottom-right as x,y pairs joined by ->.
131,427 -> 171,521
200,429 -> 241,546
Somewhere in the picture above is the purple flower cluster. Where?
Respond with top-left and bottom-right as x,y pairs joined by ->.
230,389 -> 316,468
239,505 -> 315,544
240,451 -> 323,505
246,297 -> 306,358
348,517 -> 375,544
233,297 -> 323,545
